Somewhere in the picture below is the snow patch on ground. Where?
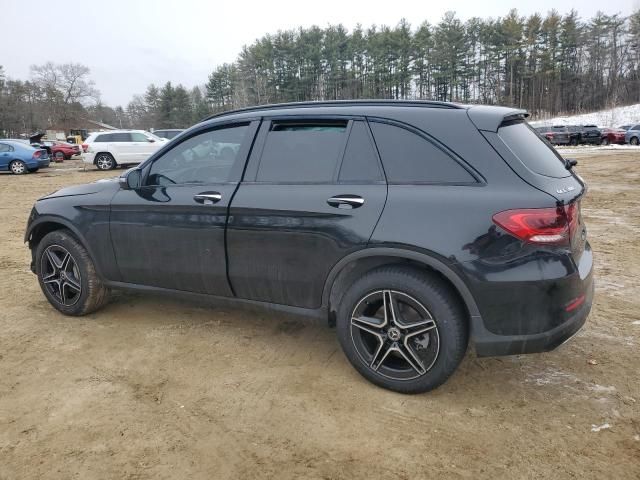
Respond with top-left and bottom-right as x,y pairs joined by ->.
591,423 -> 611,432
531,103 -> 640,128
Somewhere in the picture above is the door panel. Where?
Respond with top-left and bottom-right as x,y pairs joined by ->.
227,184 -> 386,308
226,118 -> 387,309
109,121 -> 259,295
110,184 -> 235,295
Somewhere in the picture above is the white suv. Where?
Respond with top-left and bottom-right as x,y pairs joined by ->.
82,130 -> 167,170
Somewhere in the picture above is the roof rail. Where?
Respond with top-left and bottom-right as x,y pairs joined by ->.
204,99 -> 463,121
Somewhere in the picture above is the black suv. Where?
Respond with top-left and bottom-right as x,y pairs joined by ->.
25,101 -> 594,393
567,125 -> 602,145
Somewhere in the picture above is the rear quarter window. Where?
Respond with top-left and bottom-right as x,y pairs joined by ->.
498,123 -> 569,178
370,122 -> 475,184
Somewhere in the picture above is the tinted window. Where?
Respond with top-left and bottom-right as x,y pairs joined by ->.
111,133 -> 131,142
147,125 -> 249,186
94,134 -> 109,142
256,122 -> 347,183
633,125 -> 640,131
0,143 -> 11,152
130,132 -> 149,142
370,122 -> 475,184
339,121 -> 382,182
498,122 -> 569,178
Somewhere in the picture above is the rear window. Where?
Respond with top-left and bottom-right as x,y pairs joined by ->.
498,123 -> 570,178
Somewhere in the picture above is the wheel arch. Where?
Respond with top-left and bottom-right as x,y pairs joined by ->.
322,247 -> 481,326
25,217 -> 105,278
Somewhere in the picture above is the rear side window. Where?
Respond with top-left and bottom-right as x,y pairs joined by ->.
498,122 -> 569,178
370,122 -> 475,184
339,121 -> 382,183
256,121 -> 347,183
111,133 -> 131,142
0,143 -> 12,152
130,132 -> 149,142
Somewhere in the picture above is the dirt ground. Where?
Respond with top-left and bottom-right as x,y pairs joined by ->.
0,153 -> 638,479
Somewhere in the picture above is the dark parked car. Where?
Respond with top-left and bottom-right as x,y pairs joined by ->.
24,100 -> 593,393
0,140 -> 50,174
567,125 -> 602,145
153,129 -> 184,140
600,128 -> 626,145
535,125 -> 571,145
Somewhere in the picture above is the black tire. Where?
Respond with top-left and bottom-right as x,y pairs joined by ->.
631,137 -> 639,146
95,153 -> 116,170
9,160 -> 27,175
601,137 -> 609,146
35,230 -> 110,316
336,266 -> 468,394
570,138 -> 579,146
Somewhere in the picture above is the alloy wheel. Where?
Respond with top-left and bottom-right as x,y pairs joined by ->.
350,289 -> 440,381
96,154 -> 113,170
10,161 -> 25,174
40,245 -> 82,306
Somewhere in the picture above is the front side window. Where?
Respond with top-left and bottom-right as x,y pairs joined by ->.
370,122 -> 475,184
146,124 -> 249,186
94,134 -> 109,142
256,121 -> 347,183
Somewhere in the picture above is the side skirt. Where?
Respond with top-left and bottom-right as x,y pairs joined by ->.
104,280 -> 329,322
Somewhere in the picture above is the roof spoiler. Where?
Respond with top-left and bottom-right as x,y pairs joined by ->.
466,106 -> 529,133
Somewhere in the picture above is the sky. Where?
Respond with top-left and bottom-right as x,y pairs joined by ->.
1,0 -> 638,106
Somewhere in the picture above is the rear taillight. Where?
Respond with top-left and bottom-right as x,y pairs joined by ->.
33,150 -> 42,159
493,202 -> 579,245
81,144 -> 88,153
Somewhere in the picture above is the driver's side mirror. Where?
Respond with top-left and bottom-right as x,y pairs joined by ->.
119,169 -> 142,190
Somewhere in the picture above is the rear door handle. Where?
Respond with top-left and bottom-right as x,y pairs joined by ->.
327,194 -> 365,209
194,192 -> 222,205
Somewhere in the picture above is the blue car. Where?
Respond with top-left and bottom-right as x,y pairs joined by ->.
624,124 -> 640,145
0,140 -> 50,174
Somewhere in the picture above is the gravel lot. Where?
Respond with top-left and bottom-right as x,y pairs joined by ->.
0,153 -> 638,479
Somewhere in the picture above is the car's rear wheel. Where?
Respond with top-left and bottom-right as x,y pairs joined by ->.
95,153 -> 116,170
570,138 -> 579,146
336,266 -> 468,394
601,137 -> 609,146
35,230 -> 110,316
9,160 -> 26,174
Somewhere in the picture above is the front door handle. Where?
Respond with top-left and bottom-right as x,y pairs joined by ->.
327,194 -> 365,209
194,192 -> 222,205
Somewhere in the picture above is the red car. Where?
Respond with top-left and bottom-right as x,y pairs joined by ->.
600,128 -> 626,145
50,142 -> 80,161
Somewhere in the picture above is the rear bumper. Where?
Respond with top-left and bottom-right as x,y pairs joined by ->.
463,242 -> 594,357
38,158 -> 51,168
472,277 -> 593,356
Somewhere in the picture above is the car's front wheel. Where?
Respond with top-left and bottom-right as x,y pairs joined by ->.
95,153 -> 116,170
631,137 -> 639,146
601,137 -> 609,146
35,230 -> 110,316
336,266 -> 468,394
